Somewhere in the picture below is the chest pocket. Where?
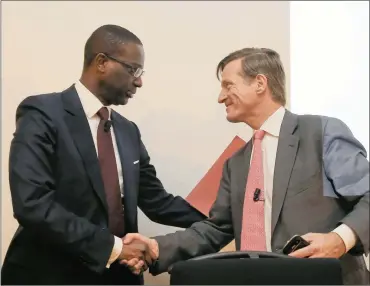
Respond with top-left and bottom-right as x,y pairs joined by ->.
286,170 -> 322,198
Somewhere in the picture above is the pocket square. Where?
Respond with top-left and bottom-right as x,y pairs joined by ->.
133,160 -> 139,164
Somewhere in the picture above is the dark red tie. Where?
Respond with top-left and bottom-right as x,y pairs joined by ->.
97,107 -> 125,237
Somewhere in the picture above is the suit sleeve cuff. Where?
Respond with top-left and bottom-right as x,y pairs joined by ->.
332,224 -> 357,252
106,236 -> 123,268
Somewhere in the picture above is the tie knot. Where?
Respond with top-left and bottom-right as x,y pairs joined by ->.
254,130 -> 265,140
97,107 -> 109,121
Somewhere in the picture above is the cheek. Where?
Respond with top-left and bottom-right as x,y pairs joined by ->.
229,92 -> 247,109
111,72 -> 128,88
237,89 -> 256,105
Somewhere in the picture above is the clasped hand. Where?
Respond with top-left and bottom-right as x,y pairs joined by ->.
117,233 -> 159,275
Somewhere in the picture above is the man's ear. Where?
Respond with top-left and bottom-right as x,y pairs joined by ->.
95,53 -> 108,73
255,74 -> 268,94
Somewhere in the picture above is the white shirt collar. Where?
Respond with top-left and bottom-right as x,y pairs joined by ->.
74,80 -> 112,119
256,106 -> 286,137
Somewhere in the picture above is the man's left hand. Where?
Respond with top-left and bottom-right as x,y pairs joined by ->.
289,232 -> 346,258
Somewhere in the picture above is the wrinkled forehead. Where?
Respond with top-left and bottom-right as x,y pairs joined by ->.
116,43 -> 145,67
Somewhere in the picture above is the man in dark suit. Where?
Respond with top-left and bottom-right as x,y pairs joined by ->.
124,48 -> 370,284
1,24 -> 206,285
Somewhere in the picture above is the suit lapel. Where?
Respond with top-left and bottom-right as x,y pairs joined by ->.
271,111 -> 299,236
61,85 -> 108,216
111,111 -> 138,224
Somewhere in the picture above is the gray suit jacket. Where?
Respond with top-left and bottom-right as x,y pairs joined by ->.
151,111 -> 369,284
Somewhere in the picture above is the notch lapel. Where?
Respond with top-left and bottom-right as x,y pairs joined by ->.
271,111 -> 299,236
111,111 -> 138,226
62,86 -> 108,216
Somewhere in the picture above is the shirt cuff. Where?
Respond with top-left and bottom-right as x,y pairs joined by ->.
332,224 -> 357,252
106,236 -> 123,268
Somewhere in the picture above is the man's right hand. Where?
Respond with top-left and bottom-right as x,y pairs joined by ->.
119,233 -> 159,274
117,238 -> 150,274
118,238 -> 147,261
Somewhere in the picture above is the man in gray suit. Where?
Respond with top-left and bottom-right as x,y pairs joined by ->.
123,47 -> 369,284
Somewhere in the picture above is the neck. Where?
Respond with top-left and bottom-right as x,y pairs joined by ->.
244,100 -> 282,130
80,73 -> 107,105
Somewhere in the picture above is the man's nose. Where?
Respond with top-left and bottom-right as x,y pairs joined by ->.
134,76 -> 143,88
218,91 -> 227,103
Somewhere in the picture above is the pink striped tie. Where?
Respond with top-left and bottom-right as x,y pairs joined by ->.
240,130 -> 266,251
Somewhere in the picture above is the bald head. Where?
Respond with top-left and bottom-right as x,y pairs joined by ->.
83,24 -> 142,69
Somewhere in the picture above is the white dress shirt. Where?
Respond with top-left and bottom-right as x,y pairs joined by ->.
75,81 -> 123,267
73,83 -> 357,266
253,106 -> 356,252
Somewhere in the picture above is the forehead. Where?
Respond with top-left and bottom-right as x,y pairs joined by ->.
116,43 -> 145,66
220,58 -> 243,84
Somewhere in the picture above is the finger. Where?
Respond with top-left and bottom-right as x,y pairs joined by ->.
123,233 -> 141,244
149,239 -> 159,260
289,245 -> 315,258
131,241 -> 147,252
135,250 -> 145,261
137,260 -> 145,269
301,233 -> 316,243
131,260 -> 145,275
126,258 -> 139,268
145,252 -> 153,265
125,233 -> 146,245
119,259 -> 128,265
133,268 -> 144,276
130,260 -> 144,270
132,268 -> 141,275
309,253 -> 324,258
145,256 -> 153,265
149,248 -> 158,260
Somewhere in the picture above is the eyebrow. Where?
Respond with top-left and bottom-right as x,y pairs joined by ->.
118,58 -> 143,69
128,62 -> 143,68
221,80 -> 234,87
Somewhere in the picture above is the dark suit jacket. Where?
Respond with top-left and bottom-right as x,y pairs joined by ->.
151,110 -> 370,285
1,85 -> 206,285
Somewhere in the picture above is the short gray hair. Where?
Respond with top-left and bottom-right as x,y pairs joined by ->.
216,47 -> 286,106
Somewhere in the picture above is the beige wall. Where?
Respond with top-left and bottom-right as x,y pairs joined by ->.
1,1 -> 290,284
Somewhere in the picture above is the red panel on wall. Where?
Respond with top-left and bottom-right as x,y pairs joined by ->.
186,135 -> 246,216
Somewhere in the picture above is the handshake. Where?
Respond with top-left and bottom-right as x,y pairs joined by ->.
117,233 -> 159,275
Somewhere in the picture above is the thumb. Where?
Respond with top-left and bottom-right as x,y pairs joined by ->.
148,239 -> 159,260
123,233 -> 141,244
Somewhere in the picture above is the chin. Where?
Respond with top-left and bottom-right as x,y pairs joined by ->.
226,110 -> 239,123
226,116 -> 239,123
119,99 -> 129,105
112,96 -> 129,106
